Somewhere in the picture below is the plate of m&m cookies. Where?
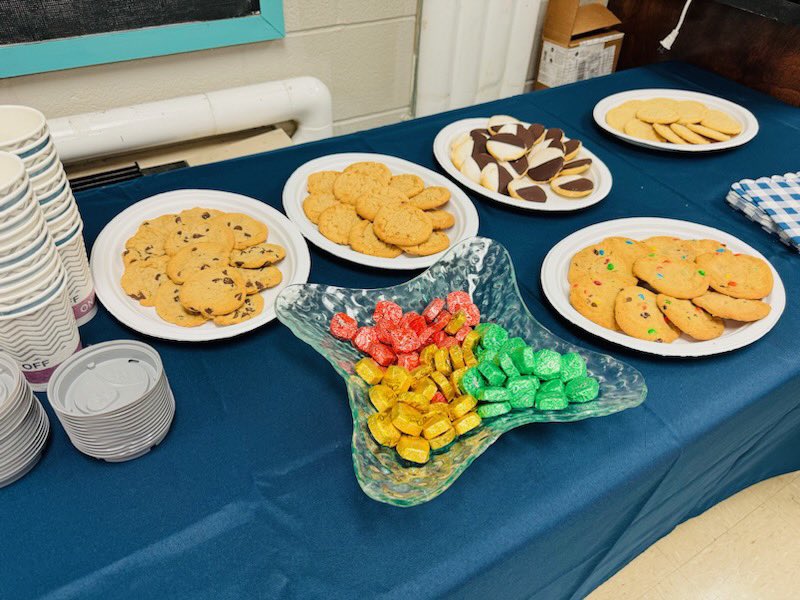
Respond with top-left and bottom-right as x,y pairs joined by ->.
541,218 -> 785,357
593,88 -> 758,152
433,116 -> 612,212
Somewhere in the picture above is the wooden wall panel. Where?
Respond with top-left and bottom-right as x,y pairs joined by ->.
607,0 -> 800,106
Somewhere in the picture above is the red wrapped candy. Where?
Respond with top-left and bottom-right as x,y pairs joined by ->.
437,335 -> 459,349
396,352 -> 420,371
375,320 -> 395,344
373,300 -> 403,326
430,391 -> 447,404
431,310 -> 452,332
390,327 -> 420,354
454,325 -> 472,342
330,312 -> 358,340
368,342 -> 396,366
401,312 -> 426,335
432,330 -> 448,345
418,326 -> 436,346
422,298 -> 445,323
446,291 -> 472,314
353,326 -> 378,353
464,303 -> 481,326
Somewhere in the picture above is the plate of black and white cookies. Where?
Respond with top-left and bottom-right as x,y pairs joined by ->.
433,115 -> 612,212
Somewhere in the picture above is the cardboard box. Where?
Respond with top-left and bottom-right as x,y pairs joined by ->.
535,0 -> 624,89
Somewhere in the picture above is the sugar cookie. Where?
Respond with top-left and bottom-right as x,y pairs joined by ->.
605,100 -> 643,132
700,110 -> 742,135
686,123 -> 731,142
653,123 -> 687,144
669,123 -> 709,144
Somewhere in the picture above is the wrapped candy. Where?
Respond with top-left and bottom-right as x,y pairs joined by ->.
476,402 -> 511,419
355,357 -> 384,385
533,349 -> 561,380
330,313 -> 358,340
444,310 -> 468,335
412,377 -> 437,402
535,380 -> 568,410
396,435 -> 430,464
434,348 -> 452,375
453,411 -> 481,435
449,345 -> 465,370
430,371 -> 455,400
565,376 -> 599,403
422,413 -> 451,440
368,412 -> 401,447
390,402 -> 423,436
368,384 -> 397,412
382,365 -> 413,393
449,394 -> 477,420
428,427 -> 456,451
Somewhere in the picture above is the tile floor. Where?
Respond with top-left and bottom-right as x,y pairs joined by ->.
587,470 -> 800,600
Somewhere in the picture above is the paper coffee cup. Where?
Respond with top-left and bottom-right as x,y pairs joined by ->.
0,275 -> 81,392
54,225 -> 96,325
0,106 -> 48,153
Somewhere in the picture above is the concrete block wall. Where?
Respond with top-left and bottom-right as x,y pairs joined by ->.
0,0 -> 418,136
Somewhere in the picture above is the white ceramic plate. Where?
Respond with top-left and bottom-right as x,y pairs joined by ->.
91,189 -> 311,342
282,152 -> 480,270
593,88 -> 759,152
433,117 -> 612,212
541,217 -> 785,357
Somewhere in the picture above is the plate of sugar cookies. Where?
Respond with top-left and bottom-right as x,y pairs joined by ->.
541,218 -> 784,357
433,116 -> 612,212
91,189 -> 311,342
593,89 -> 758,152
283,153 -> 479,270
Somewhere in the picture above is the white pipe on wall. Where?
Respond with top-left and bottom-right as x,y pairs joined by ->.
48,76 -> 333,163
415,0 -> 542,117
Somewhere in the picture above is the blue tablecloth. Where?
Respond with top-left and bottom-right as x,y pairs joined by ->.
3,63 -> 800,600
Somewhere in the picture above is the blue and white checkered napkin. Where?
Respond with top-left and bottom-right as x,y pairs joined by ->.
726,171 -> 800,251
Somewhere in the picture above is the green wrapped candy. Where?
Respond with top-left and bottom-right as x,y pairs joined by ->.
565,376 -> 600,403
498,353 -> 520,378
473,323 -> 493,335
461,367 -> 485,397
476,402 -> 511,419
479,323 -> 509,350
505,376 -> 539,399
508,392 -> 536,410
533,349 -> 561,380
500,337 -> 526,354
535,379 -> 568,410
477,361 -> 506,386
475,347 -> 499,365
509,346 -> 536,375
477,387 -> 512,403
560,352 -> 587,383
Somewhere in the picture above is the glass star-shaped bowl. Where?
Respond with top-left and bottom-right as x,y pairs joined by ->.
275,237 -> 647,507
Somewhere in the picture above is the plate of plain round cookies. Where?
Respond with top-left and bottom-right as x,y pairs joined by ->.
541,217 -> 785,357
91,189 -> 311,342
283,153 -> 479,270
593,88 -> 758,152
433,117 -> 612,211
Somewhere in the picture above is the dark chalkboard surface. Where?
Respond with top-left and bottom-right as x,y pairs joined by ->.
0,0 -> 260,44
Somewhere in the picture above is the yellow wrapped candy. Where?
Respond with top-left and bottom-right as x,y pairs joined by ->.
450,394 -> 477,420
355,358 -> 384,385
411,364 -> 433,381
398,391 -> 429,411
412,377 -> 437,402
396,435 -> 430,464
463,346 -> 478,367
422,413 -> 451,440
382,365 -> 413,393
430,371 -> 455,400
450,367 -> 467,394
434,348 -> 452,376
449,345 -> 465,370
420,344 -> 438,368
429,426 -> 456,451
444,310 -> 467,335
424,403 -> 449,419
390,402 -> 423,436
367,412 -> 401,447
453,411 -> 481,435
462,330 -> 481,352
368,384 -> 397,412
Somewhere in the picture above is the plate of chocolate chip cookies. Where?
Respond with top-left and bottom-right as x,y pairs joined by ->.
541,218 -> 785,357
433,116 -> 612,211
91,189 -> 311,342
283,153 -> 479,269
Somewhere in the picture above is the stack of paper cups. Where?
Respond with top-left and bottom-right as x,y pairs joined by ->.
0,152 -> 81,391
0,105 -> 96,325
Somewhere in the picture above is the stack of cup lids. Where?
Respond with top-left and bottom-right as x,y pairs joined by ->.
47,341 -> 175,462
0,352 -> 51,488
0,105 -> 96,325
0,152 -> 82,391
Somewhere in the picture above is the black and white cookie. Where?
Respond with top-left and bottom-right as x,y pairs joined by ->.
450,136 -> 474,169
486,133 -> 527,161
550,174 -> 594,198
559,158 -> 592,176
487,115 -> 519,135
460,152 -> 496,183
480,161 -> 514,194
544,127 -> 565,142
563,139 -> 582,161
507,177 -> 547,202
527,146 -> 565,182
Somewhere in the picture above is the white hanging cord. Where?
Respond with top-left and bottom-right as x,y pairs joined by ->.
660,0 -> 693,51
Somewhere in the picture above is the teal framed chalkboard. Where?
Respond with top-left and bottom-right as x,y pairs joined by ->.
0,1 -> 284,78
